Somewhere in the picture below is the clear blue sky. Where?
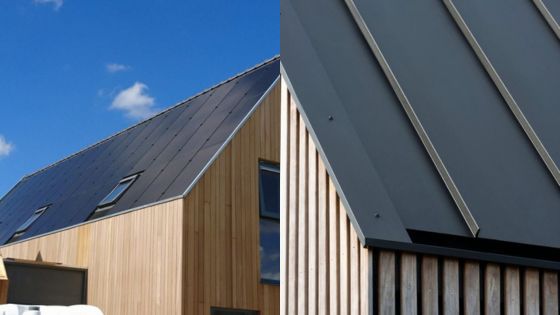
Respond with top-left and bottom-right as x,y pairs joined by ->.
0,0 -> 279,197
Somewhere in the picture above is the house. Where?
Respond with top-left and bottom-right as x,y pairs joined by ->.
0,57 -> 281,315
281,0 -> 560,313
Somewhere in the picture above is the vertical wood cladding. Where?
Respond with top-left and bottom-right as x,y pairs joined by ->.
282,80 -> 559,314
0,82 -> 281,315
182,82 -> 280,315
282,80 -> 373,315
0,199 -> 184,315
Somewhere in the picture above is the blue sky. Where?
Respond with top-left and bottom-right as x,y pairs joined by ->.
0,0 -> 279,196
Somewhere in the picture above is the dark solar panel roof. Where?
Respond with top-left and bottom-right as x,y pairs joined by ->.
0,57 -> 279,245
281,0 -> 560,250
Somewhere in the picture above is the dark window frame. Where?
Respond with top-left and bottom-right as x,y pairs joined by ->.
97,174 -> 139,208
8,205 -> 49,243
210,307 -> 259,315
88,173 -> 140,221
258,161 -> 280,220
258,161 -> 280,285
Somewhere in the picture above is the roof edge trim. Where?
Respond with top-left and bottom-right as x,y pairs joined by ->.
180,76 -> 281,199
0,195 -> 184,248
281,65 -> 408,245
365,237 -> 560,271
20,55 -> 280,181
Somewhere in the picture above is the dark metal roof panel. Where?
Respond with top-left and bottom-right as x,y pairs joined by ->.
282,0 -> 560,249
452,0 -> 560,172
0,58 -> 279,244
543,0 -> 560,22
353,0 -> 560,247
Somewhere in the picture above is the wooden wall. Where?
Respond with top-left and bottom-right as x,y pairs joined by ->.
374,251 -> 559,315
182,82 -> 281,315
282,80 -> 560,314
281,79 -> 373,315
0,81 -> 281,315
0,199 -> 184,315
0,255 -> 7,304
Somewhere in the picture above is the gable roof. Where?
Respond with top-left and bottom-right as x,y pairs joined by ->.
0,57 -> 279,245
281,0 -> 560,252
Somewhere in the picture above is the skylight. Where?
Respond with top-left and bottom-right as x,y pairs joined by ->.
98,174 -> 138,208
88,174 -> 140,221
8,206 -> 49,243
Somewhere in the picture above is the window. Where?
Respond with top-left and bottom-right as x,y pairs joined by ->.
210,308 -> 258,315
88,174 -> 139,221
258,161 -> 280,284
8,206 -> 49,243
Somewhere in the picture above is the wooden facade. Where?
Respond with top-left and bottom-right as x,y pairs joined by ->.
282,80 -> 560,314
0,256 -> 7,304
0,82 -> 281,315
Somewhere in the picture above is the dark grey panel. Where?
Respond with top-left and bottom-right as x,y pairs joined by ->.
543,0 -> 560,23
0,58 -> 279,244
162,62 -> 280,200
452,0 -> 560,173
5,261 -> 87,305
282,0 -> 412,242
109,79 -> 239,212
127,60 -> 279,207
352,0 -> 560,248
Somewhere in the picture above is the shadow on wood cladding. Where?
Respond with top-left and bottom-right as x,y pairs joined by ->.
0,256 -> 8,304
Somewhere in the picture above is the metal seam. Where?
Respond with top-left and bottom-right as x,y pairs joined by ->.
343,0 -> 480,237
443,0 -> 560,189
532,0 -> 560,41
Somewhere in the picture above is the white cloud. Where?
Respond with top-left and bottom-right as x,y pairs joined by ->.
111,82 -> 156,119
0,135 -> 14,157
33,0 -> 63,11
106,63 -> 131,74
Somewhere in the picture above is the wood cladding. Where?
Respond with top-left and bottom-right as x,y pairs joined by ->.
0,255 -> 7,304
182,82 -> 280,315
0,199 -> 184,315
281,80 -> 373,315
0,82 -> 281,315
282,80 -> 560,314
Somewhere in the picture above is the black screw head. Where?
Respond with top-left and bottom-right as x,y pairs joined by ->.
374,213 -> 381,218
328,115 -> 334,121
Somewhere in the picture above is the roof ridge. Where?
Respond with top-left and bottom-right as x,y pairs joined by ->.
20,55 -> 280,180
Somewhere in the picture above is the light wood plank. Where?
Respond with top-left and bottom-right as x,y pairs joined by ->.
463,261 -> 481,315
317,159 -> 329,315
350,226 -> 360,315
443,259 -> 459,315
400,253 -> 417,315
280,78 -> 289,315
523,268 -> 539,315
422,256 -> 439,315
328,180 -> 339,314
504,267 -> 520,315
340,201 -> 350,315
297,115 -> 309,315
308,137 -> 318,315
542,271 -> 559,315
287,95 -> 299,315
378,251 -> 395,315
485,263 -> 501,315
360,248 -> 372,315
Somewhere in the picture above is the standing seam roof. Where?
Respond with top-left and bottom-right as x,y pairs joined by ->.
281,0 -> 560,250
0,57 -> 279,245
